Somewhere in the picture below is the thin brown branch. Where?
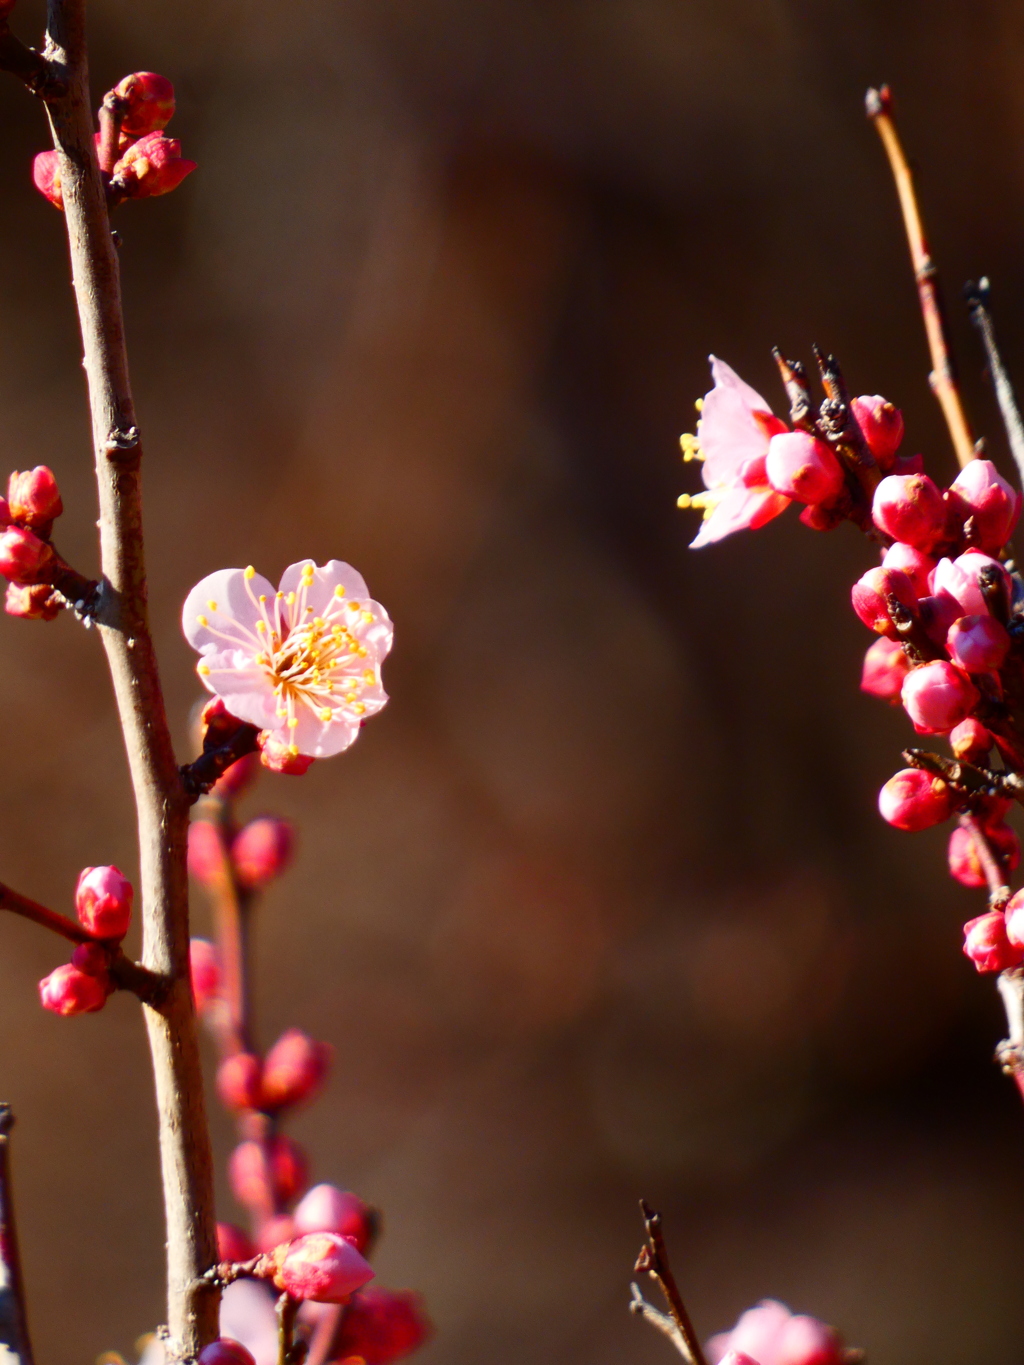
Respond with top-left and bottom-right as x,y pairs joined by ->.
0,882 -> 92,943
41,0 -> 218,1352
633,1202 -> 708,1365
181,724 -> 260,801
771,348 -> 817,432
0,20 -> 67,98
996,970 -> 1024,1104
965,278 -> 1024,490
629,1283 -> 691,1361
276,1292 -> 305,1365
0,1107 -> 35,1365
959,813 -> 1010,908
866,85 -> 976,470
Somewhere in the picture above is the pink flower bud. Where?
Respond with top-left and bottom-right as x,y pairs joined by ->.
189,937 -> 221,1012
216,1052 -> 264,1113
111,131 -> 196,198
228,1137 -> 308,1210
255,1213 -> 296,1254
39,962 -> 109,1015
881,542 -> 935,597
216,1222 -> 254,1263
851,395 -> 904,470
764,432 -> 845,505
197,1341 -> 256,1365
0,526 -> 53,583
213,751 -> 261,799
260,1028 -> 332,1111
5,583 -> 60,621
948,823 -> 1020,888
901,660 -> 979,734
706,1300 -> 845,1365
917,591 -> 962,646
878,768 -> 955,831
333,1287 -> 434,1364
933,550 -> 1010,617
112,72 -> 176,136
860,637 -> 909,703
850,566 -> 917,638
32,150 -> 62,208
293,1185 -> 373,1252
257,730 -> 315,775
272,1232 -> 374,1304
963,911 -> 1023,973
946,458 -> 1021,554
872,473 -> 948,551
1004,889 -> 1024,947
188,820 -> 225,885
719,1356 -> 760,1365
71,942 -> 110,977
231,817 -> 294,891
75,865 -> 133,940
7,466 -> 62,529
950,717 -> 992,764
946,614 -> 1010,673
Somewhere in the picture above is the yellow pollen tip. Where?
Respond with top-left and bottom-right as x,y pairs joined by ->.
276,709 -> 287,718
287,592 -> 296,605
363,670 -> 375,684
207,600 -> 218,611
677,494 -> 693,508
362,611 -> 373,624
695,396 -> 704,412
197,614 -> 209,626
259,594 -> 267,603
197,663 -> 210,676
256,621 -> 266,633
334,585 -> 346,598
354,703 -> 366,715
287,717 -> 298,729
320,708 -> 332,721
244,566 -> 255,579
288,745 -> 299,756
313,617 -> 325,627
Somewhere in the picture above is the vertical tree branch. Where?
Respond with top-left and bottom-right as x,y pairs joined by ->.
0,1108 -> 34,1365
40,0 -> 218,1352
866,85 -> 976,469
965,278 -> 1024,490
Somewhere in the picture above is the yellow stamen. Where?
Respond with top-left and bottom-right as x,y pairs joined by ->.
320,708 -> 332,721
334,585 -> 346,598
197,614 -> 208,626
695,396 -> 704,412
197,663 -> 210,676
207,600 -> 218,611
244,566 -> 255,579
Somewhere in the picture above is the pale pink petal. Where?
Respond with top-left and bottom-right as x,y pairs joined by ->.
278,559 -> 370,621
726,1301 -> 793,1365
344,598 -> 395,660
706,1332 -> 732,1365
690,484 -> 790,549
197,648 -> 279,729
700,357 -> 782,487
288,705 -> 362,758
220,1278 -> 280,1365
182,567 -> 275,653
777,1314 -> 843,1365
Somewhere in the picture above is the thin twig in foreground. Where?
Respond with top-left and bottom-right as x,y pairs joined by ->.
631,1201 -> 709,1365
866,85 -> 976,470
0,1107 -> 34,1365
965,278 -> 1024,490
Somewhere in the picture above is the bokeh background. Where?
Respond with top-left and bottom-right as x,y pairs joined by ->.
2,0 -> 1024,1359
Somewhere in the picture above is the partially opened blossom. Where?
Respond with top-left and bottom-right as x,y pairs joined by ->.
933,550 -> 1010,617
111,131 -> 196,198
706,1300 -> 845,1365
183,560 -> 392,760
271,1231 -> 374,1303
679,357 -> 791,548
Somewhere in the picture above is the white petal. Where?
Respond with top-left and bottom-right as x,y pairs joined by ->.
347,599 -> 394,660
220,1279 -> 280,1365
198,649 -> 279,729
278,559 -> 370,622
182,568 -> 276,653
289,703 -> 363,758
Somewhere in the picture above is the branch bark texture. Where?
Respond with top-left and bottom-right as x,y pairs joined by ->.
40,0 -> 218,1351
0,1108 -> 34,1365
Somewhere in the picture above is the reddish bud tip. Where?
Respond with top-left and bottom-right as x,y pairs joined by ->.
7,466 -> 62,528
32,150 -> 62,208
188,820 -> 226,886
901,660 -> 979,735
860,637 -> 909,704
257,730 -> 315,775
39,962 -> 109,1015
946,458 -> 1021,554
878,768 -> 955,831
272,1232 -> 374,1304
231,817 -> 294,891
111,131 -> 196,198
881,541 -> 935,597
75,865 -> 133,940
333,1286 -> 434,1364
0,526 -> 54,584
949,717 -> 992,765
946,614 -> 1010,674
260,1027 -> 332,1111
216,1052 -> 264,1113
872,473 -> 948,551
216,1223 -> 255,1263
948,822 -> 1020,889
197,1341 -> 256,1365
850,566 -> 917,638
1005,889 -> 1024,947
293,1184 -> 373,1252
112,72 -> 176,136
765,431 -> 845,505
719,1356 -> 761,1365
963,910 -> 1024,973
851,395 -> 904,471
4,582 -> 61,621
189,937 -> 221,1013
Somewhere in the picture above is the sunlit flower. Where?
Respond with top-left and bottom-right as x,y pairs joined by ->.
678,357 -> 791,548
183,560 -> 392,760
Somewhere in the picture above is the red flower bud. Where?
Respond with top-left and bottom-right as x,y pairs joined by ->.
850,566 -> 917,638
5,583 -> 60,621
0,526 -> 54,583
332,1286 -> 434,1364
765,432 -> 845,505
872,473 -> 948,551
216,1223 -> 255,1264
260,1028 -> 332,1111
901,660 -> 979,735
189,938 -> 221,1013
860,637 -> 909,704
188,820 -> 225,886
216,1052 -> 264,1113
75,865 -> 133,940
881,541 -> 935,597
231,817 -> 294,891
948,822 -> 1020,888
197,1341 -> 256,1365
7,466 -> 62,528
946,614 -> 1010,674
39,962 -> 109,1015
271,1232 -> 374,1304
878,768 -> 955,831
228,1136 -> 308,1211
258,730 -> 315,775
32,150 -> 62,208
851,395 -> 904,471
71,942 -> 109,977
933,550 -> 1010,617
963,910 -> 1023,973
112,72 -> 176,137
111,131 -> 196,199
293,1184 -> 373,1252
1005,889 -> 1024,947
949,717 -> 992,764
946,458 -> 1021,554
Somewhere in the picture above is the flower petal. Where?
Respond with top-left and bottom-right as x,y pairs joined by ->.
182,567 -> 276,653
197,649 -> 279,729
690,483 -> 790,548
278,559 -> 371,623
285,706 -> 362,759
345,598 -> 394,661
700,356 -> 783,488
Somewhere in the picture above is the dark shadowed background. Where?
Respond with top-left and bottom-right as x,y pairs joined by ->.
2,0 -> 1024,1360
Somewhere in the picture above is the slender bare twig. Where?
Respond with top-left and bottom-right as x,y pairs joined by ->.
866,85 -> 976,470
0,1108 -> 34,1365
964,278 -> 1024,489
0,882 -> 92,944
959,813 -> 1011,908
630,1283 -> 691,1360
0,20 -> 67,98
40,0 -> 218,1351
631,1202 -> 708,1365
276,1291 -> 304,1365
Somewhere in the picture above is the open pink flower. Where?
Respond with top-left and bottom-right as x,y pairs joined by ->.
183,560 -> 392,760
679,357 -> 791,548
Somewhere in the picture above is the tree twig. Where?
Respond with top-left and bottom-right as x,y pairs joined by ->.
0,882 -> 93,944
866,85 -> 976,469
276,1291 -> 305,1365
629,1283 -> 691,1360
40,0 -> 218,1352
0,20 -> 67,99
964,278 -> 1024,490
632,1201 -> 708,1365
959,813 -> 1010,909
0,1108 -> 34,1365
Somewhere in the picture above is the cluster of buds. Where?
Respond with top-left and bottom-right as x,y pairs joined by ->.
0,465 -> 66,620
33,71 -> 195,210
38,867 -> 133,1015
706,1299 -> 849,1365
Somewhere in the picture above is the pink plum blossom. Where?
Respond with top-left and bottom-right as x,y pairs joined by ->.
183,560 -> 392,761
680,358 -> 791,548
932,550 -> 1010,617
706,1300 -> 845,1365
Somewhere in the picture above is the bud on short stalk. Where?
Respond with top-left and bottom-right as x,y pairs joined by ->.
111,132 -> 196,198
878,768 -> 955,831
294,1184 -> 373,1252
851,395 -> 904,469
850,566 -> 917,638
228,1135 -> 308,1210
231,817 -> 294,891
860,637 -> 909,703
75,865 -> 133,939
4,583 -> 60,620
0,526 -> 53,583
7,466 -> 63,529
881,542 -> 935,597
963,911 -> 1023,973
933,550 -> 1010,618
872,473 -> 948,551
765,432 -> 845,504
38,962 -> 109,1015
260,1028 -> 332,1111
271,1232 -> 374,1303
111,72 -> 176,136
946,614 -> 1010,674
901,660 -> 979,734
946,458 -> 1021,554
197,1341 -> 256,1365
949,717 -> 992,765
948,823 -> 1020,888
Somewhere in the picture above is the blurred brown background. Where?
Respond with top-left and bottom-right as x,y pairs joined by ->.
2,0 -> 1024,1360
